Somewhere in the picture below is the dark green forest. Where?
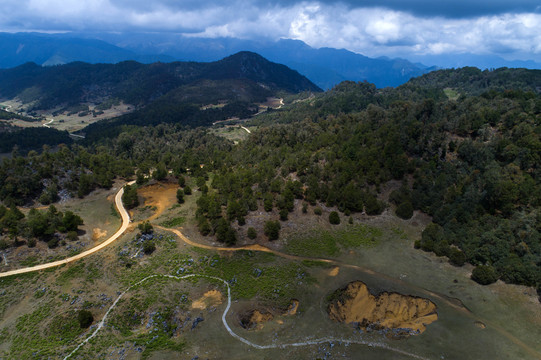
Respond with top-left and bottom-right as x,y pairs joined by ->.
0,66 -> 539,294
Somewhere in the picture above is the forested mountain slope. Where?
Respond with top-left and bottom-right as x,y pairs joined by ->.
0,52 -> 321,111
0,67 -> 539,294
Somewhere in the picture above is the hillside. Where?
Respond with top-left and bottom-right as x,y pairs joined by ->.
0,52 -> 320,112
0,66 -> 540,360
1,67 -> 539,294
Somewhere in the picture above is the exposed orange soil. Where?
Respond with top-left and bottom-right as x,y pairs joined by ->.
328,281 -> 438,335
329,266 -> 340,276
285,299 -> 299,316
240,309 -> 274,330
137,183 -> 179,221
191,290 -> 223,310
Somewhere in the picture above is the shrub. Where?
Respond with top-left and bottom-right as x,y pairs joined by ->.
176,189 -> 185,204
177,175 -> 186,187
197,217 -> 211,236
449,248 -> 466,266
395,201 -> 413,220
329,211 -> 340,225
247,227 -> 257,240
471,265 -> 498,285
78,310 -> 93,328
122,184 -> 139,209
67,231 -> 78,241
314,207 -> 322,216
279,208 -> 288,221
302,203 -> 308,214
138,221 -> 153,235
264,220 -> 281,241
238,216 -> 246,226
143,241 -> 156,254
47,238 -> 59,248
184,185 -> 192,195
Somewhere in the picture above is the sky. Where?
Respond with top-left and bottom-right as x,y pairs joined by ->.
1,0 -> 540,61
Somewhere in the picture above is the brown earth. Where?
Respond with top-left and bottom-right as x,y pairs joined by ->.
328,281 -> 438,336
92,228 -> 107,241
191,290 -> 223,310
137,182 -> 179,221
329,266 -> 340,277
285,299 -> 299,316
239,309 -> 273,330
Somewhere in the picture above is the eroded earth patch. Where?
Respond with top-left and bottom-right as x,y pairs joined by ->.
328,281 -> 438,337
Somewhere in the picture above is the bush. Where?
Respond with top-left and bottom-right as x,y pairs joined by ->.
247,227 -> 257,240
47,238 -> 59,248
471,265 -> 498,285
78,310 -> 93,328
302,203 -> 308,214
279,208 -> 288,221
143,241 -> 156,254
264,220 -> 281,241
122,184 -> 139,209
178,175 -> 186,187
67,231 -> 78,241
329,211 -> 340,225
314,207 -> 322,216
364,196 -> 385,215
176,189 -> 185,204
197,217 -> 211,236
449,248 -> 466,266
184,185 -> 192,195
395,201 -> 413,220
138,221 -> 153,235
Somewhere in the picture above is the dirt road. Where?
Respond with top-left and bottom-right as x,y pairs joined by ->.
0,181 -> 135,278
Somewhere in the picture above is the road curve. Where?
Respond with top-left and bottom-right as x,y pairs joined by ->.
0,181 -> 135,278
43,118 -> 54,128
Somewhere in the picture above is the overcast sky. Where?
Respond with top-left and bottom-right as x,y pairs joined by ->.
1,0 -> 540,61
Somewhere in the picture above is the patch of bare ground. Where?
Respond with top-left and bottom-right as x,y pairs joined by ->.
92,228 -> 107,241
238,299 -> 300,331
328,281 -> 438,338
239,309 -> 274,330
329,266 -> 340,277
137,181 -> 180,222
191,290 -> 223,310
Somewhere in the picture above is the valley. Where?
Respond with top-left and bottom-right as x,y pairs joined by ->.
0,58 -> 539,360
1,176 -> 539,359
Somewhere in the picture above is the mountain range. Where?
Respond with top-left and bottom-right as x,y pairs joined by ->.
0,32 -> 433,89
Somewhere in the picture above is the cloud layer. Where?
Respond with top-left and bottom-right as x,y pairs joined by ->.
1,0 -> 540,61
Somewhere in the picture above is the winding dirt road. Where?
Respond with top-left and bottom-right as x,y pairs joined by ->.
0,181 -> 135,278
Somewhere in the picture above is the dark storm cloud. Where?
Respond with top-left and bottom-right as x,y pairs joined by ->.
0,0 -> 539,61
253,0 -> 541,18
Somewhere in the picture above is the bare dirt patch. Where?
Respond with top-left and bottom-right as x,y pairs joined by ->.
329,266 -> 340,277
328,281 -> 438,337
137,182 -> 179,221
92,228 -> 107,241
285,299 -> 299,316
239,309 -> 274,330
191,290 -> 223,310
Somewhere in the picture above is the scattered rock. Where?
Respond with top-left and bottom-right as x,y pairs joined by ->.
191,317 -> 204,329
474,321 -> 486,329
